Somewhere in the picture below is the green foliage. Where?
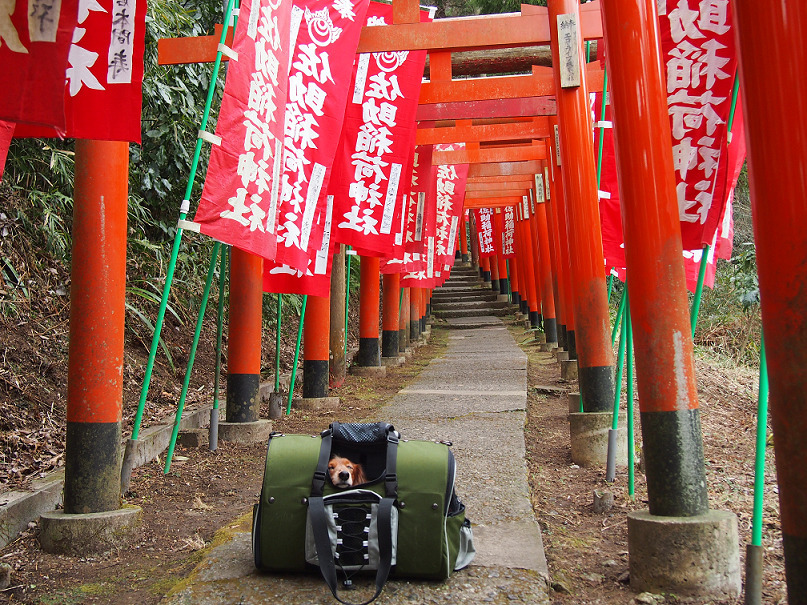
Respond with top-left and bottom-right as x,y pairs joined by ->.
133,0 -> 224,234
730,243 -> 759,308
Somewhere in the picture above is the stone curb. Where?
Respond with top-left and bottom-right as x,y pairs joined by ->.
0,404 -> 212,550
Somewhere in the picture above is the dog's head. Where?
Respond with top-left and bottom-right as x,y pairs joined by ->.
328,455 -> 366,489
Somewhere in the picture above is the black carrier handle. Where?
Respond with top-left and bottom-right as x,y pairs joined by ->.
328,421 -> 398,445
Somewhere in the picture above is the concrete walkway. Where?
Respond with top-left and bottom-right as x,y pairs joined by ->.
164,317 -> 550,604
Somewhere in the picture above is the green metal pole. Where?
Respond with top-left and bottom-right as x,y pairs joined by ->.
745,331 -> 768,605
626,298 -> 635,498
164,242 -> 221,473
287,295 -> 307,415
607,273 -> 614,303
611,285 -> 627,346
131,0 -> 237,441
596,69 -> 609,188
275,293 -> 282,392
690,244 -> 711,337
727,73 -> 741,137
606,290 -> 628,482
209,244 -> 228,451
752,332 -> 769,546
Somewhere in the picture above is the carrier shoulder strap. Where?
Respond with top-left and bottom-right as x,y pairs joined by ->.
309,496 -> 395,605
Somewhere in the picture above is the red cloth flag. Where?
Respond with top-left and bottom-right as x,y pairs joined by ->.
273,0 -> 371,271
0,121 -> 14,181
329,2 -> 430,256
263,193 -> 335,297
432,144 -> 468,272
501,205 -> 516,258
659,0 -> 739,248
0,0 -> 77,129
194,0 -> 292,261
13,0 -> 146,142
474,208 -> 495,258
596,0 -> 745,286
403,144 -> 434,253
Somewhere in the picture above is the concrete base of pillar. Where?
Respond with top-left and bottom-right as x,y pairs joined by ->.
497,294 -> 510,303
381,356 -> 405,367
561,358 -> 578,381
628,509 -> 741,599
40,505 -> 142,555
292,396 -> 340,411
555,350 -> 570,363
568,392 -> 581,413
568,411 -> 627,467
218,419 -> 273,444
268,392 -> 285,419
350,365 -> 387,377
539,342 -> 557,352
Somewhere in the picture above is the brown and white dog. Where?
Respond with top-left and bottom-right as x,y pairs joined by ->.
328,455 -> 367,489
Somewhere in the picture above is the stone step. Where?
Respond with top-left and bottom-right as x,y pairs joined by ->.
432,292 -> 500,303
432,299 -> 511,311
434,307 -> 512,318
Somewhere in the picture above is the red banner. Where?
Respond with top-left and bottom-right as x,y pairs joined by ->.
403,144 -> 434,253
0,121 -> 14,181
432,145 -> 468,271
263,193 -> 335,297
596,0 -> 745,289
475,208 -> 495,258
501,205 -> 516,258
660,0 -> 738,248
194,0 -> 291,261
329,2 -> 430,256
14,0 -> 146,142
273,0 -> 371,271
0,0 -> 77,130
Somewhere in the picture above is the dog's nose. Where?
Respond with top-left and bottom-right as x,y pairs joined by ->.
339,471 -> 350,481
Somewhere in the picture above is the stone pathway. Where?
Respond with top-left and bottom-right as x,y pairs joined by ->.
163,316 -> 550,605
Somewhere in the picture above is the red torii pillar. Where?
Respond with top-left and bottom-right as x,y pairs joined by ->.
357,256 -> 382,367
459,217 -> 469,263
545,0 -> 614,413
304,293 -> 331,399
227,248 -> 263,422
546,123 -> 575,354
533,175 -> 558,345
519,200 -> 542,328
732,2 -> 807,599
41,140 -> 141,554
509,243 -> 521,309
489,251 -> 500,293
601,0 -> 739,598
480,255 -> 492,284
381,272 -> 400,359
409,286 -> 421,341
399,286 -> 410,353
65,141 -> 128,514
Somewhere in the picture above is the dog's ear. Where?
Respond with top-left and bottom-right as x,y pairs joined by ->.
353,463 -> 367,485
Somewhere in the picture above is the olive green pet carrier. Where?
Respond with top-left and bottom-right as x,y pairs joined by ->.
252,422 -> 475,604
